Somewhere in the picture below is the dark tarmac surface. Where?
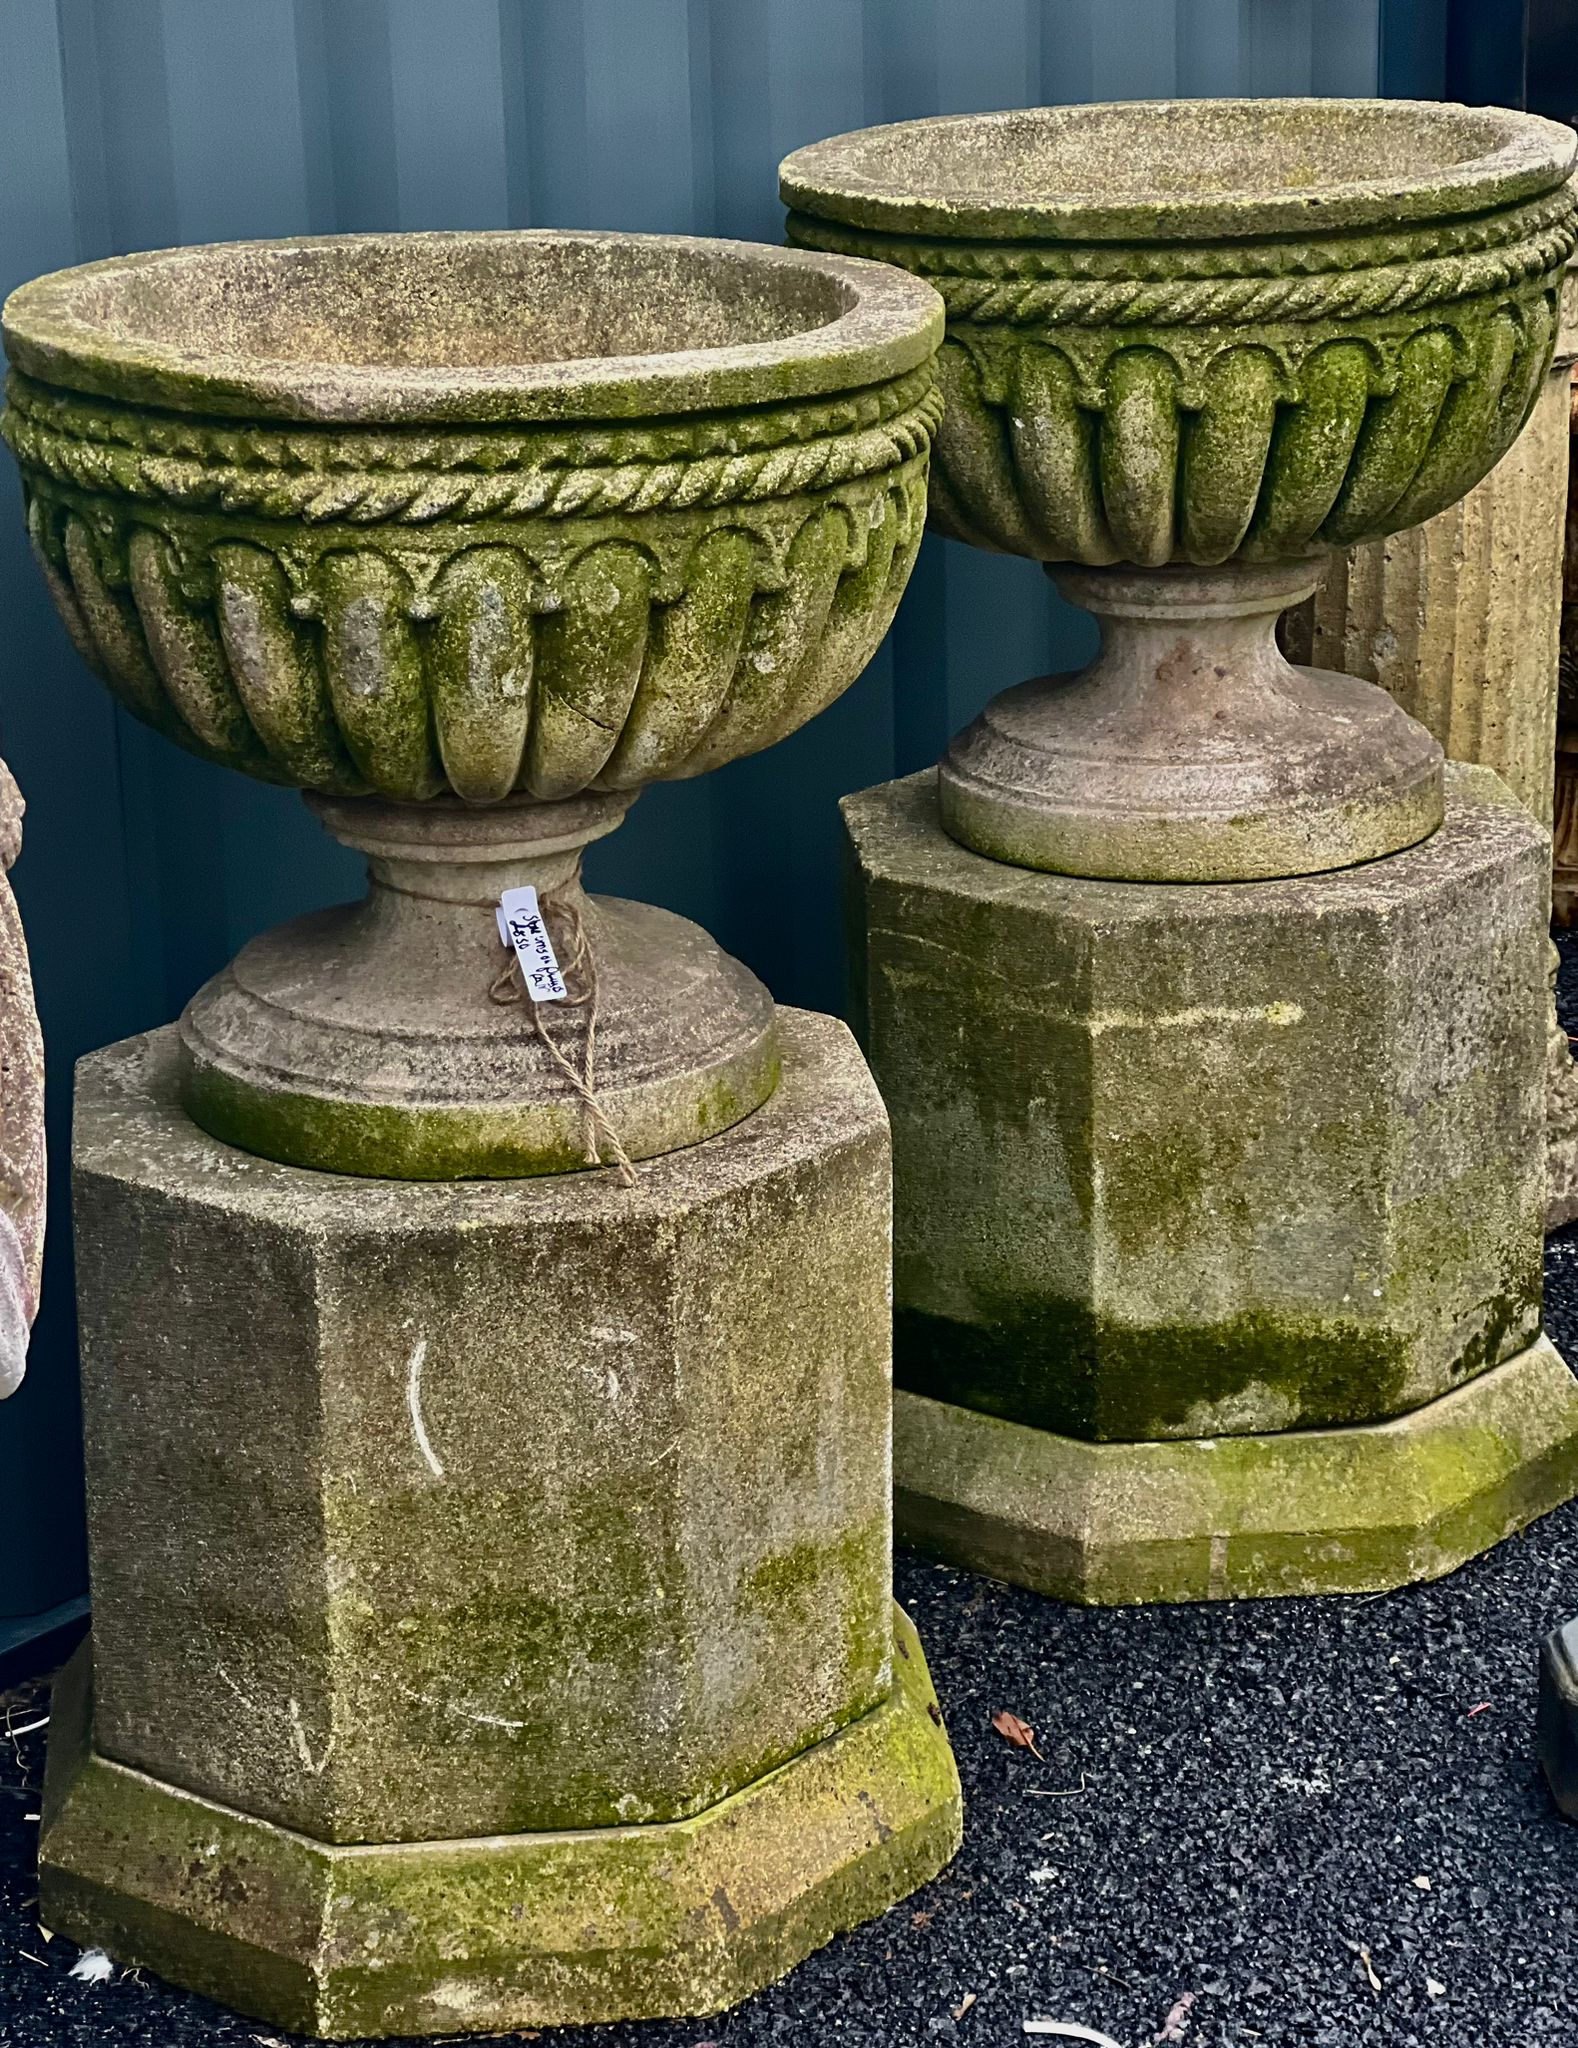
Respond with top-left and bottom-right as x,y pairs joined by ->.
7,953 -> 1578,2048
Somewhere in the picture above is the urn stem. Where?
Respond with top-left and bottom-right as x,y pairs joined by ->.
938,559 -> 1446,883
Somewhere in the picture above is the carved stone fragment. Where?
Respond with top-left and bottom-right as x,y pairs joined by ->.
0,757 -> 43,1400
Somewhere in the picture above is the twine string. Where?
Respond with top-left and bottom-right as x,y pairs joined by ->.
489,894 -> 637,1188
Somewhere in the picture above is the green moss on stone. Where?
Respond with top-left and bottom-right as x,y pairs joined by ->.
319,1487 -> 893,1836
179,1042 -> 781,1181
849,769 -> 1550,1463
896,1297 -> 1418,1441
741,1516 -> 893,1689
39,1604 -> 961,2040
891,1336 -> 1578,1605
784,105 -> 1573,569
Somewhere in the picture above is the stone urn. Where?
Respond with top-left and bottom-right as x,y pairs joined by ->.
1,232 -> 963,2037
3,229 -> 941,1175
790,102 -> 1578,1606
785,97 -> 1578,881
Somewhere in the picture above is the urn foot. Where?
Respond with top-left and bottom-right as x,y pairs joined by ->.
938,560 -> 1445,881
179,787 -> 779,1177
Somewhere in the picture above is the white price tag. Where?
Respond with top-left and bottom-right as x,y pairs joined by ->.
496,886 -> 568,1002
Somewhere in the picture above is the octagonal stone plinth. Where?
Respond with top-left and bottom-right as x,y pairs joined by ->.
844,764 -> 1578,1599
52,1012 -> 960,2032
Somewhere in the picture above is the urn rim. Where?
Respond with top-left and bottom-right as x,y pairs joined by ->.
780,96 -> 1578,244
1,228 -> 944,426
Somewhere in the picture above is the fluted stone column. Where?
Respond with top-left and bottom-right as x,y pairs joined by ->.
1555,416 -> 1578,924
1285,258 -> 1578,1228
1554,373 -> 1578,1233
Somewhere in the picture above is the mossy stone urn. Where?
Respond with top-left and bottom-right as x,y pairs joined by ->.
2,229 -> 942,1174
785,98 -> 1578,880
1,232 -> 964,2038
796,98 -> 1578,1607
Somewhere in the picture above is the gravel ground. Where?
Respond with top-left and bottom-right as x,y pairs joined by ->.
7,1520 -> 1578,2048
6,950 -> 1578,2048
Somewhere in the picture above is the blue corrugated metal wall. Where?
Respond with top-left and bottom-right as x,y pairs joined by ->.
0,0 -> 1392,1630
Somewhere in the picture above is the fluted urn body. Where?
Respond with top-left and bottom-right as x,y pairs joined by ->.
784,99 -> 1578,879
2,231 -> 943,1173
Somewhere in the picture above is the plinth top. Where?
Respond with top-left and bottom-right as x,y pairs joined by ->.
781,98 -> 1576,243
2,229 -> 942,424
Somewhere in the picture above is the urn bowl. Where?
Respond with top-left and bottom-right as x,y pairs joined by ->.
2,230 -> 942,799
783,98 -> 1578,570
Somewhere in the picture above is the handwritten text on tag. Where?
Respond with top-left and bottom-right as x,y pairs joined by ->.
496,887 -> 568,1002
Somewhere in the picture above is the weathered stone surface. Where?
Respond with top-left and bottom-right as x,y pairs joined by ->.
784,102 -> 1576,567
845,766 -> 1548,1446
0,755 -> 43,1398
71,1012 -> 897,1847
40,1605 -> 962,2040
2,231 -> 943,1172
894,1337 -> 1578,1604
1284,255 -> 1578,833
938,559 -> 1444,882
1556,350 -> 1578,1217
2,234 -> 942,803
1556,363 -> 1578,924
786,101 -> 1578,882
